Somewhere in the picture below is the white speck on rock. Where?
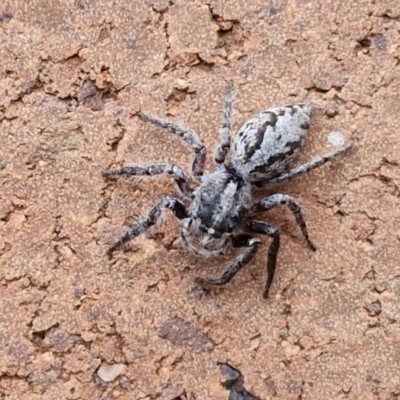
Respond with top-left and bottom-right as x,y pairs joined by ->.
97,364 -> 125,382
327,131 -> 345,147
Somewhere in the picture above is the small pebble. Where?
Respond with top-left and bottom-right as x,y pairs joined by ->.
97,364 -> 125,382
328,131 -> 345,147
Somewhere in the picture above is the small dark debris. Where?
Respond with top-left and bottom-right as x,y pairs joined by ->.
166,88 -> 188,106
31,331 -> 46,346
187,285 -> 210,301
269,7 -> 280,15
158,317 -> 215,353
325,104 -> 339,118
88,307 -> 101,322
365,300 -> 382,316
77,80 -> 104,111
73,286 -> 85,298
75,0 -> 85,10
366,374 -> 381,385
358,38 -> 371,48
161,387 -> 186,399
125,38 -> 137,50
0,12 -> 12,22
265,377 -> 278,396
218,362 -> 260,400
373,33 -> 387,52
48,329 -> 72,353
94,373 -> 106,387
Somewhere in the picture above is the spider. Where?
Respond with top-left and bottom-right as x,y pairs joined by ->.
103,83 -> 354,299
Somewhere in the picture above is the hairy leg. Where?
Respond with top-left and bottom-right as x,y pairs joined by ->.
107,197 -> 187,255
257,138 -> 354,187
246,220 -> 280,299
102,164 -> 193,198
140,112 -> 206,181
194,234 -> 261,288
254,193 -> 316,251
214,81 -> 234,166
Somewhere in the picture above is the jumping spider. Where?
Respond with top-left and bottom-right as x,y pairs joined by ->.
103,83 -> 353,299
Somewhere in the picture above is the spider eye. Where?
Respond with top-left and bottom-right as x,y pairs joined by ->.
208,228 -> 223,238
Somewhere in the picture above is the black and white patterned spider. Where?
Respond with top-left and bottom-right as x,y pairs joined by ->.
103,83 -> 353,299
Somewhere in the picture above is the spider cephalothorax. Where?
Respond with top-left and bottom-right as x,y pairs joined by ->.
103,83 -> 353,299
181,170 -> 252,256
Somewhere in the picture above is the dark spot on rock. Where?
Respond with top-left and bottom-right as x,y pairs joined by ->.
77,80 -> 104,111
0,12 -> 12,22
218,362 -> 261,400
365,300 -> 382,316
49,329 -> 72,353
269,7 -> 280,15
88,308 -> 101,322
125,38 -> 137,50
31,331 -> 46,346
373,33 -> 387,52
158,317 -> 215,352
265,377 -> 278,396
358,38 -> 371,48
6,338 -> 34,364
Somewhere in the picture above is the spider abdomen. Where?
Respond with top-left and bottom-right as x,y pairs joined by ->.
231,103 -> 312,182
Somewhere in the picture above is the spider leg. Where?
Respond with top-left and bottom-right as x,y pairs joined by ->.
102,164 -> 193,198
254,193 -> 316,251
214,81 -> 234,166
107,196 -> 187,256
256,138 -> 354,187
140,112 -> 206,181
194,234 -> 261,289
246,220 -> 280,299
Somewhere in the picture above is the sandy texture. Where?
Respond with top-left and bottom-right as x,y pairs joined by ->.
1,1 -> 400,399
